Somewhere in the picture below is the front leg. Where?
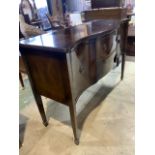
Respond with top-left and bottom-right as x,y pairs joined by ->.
34,93 -> 48,127
69,102 -> 79,145
21,54 -> 48,127
121,53 -> 126,80
19,72 -> 24,88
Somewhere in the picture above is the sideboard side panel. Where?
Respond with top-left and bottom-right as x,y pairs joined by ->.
21,48 -> 71,105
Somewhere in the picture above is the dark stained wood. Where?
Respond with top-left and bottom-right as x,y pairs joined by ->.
25,52 -> 71,104
19,20 -> 123,144
96,32 -> 117,79
20,20 -> 120,52
19,56 -> 27,88
69,101 -> 79,145
82,8 -> 129,77
19,72 -> 24,88
19,56 -> 27,73
33,92 -> 48,127
120,19 -> 129,80
21,53 -> 48,126
66,31 -> 117,102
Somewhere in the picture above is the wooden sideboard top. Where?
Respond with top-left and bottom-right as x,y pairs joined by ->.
19,20 -> 120,53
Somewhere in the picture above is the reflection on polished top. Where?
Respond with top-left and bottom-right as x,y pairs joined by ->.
20,20 -> 120,52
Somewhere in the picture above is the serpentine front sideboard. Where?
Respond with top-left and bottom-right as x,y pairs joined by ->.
19,19 -> 126,145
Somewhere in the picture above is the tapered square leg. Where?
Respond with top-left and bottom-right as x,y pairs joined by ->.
69,103 -> 79,145
19,139 -> 22,148
34,93 -> 48,127
120,20 -> 128,80
21,55 -> 48,127
19,72 -> 24,88
121,53 -> 126,80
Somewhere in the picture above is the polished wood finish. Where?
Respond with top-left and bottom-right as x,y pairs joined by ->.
19,72 -> 24,88
20,20 -> 119,50
19,23 -> 26,88
67,32 -> 117,102
82,7 -> 129,69
20,20 -> 122,144
19,56 -> 26,73
19,56 -> 27,88
120,19 -> 129,80
25,53 -> 71,104
21,53 -> 48,126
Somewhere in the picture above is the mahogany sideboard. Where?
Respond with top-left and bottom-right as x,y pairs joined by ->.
82,7 -> 129,68
19,20 -> 125,145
